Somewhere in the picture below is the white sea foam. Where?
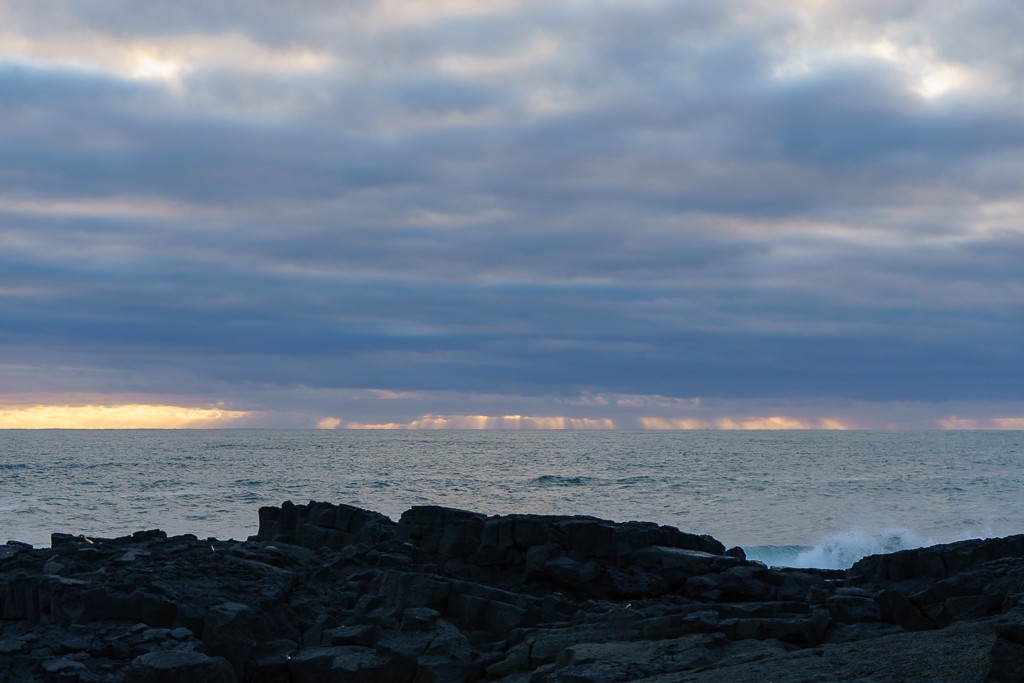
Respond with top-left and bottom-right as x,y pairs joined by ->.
746,529 -> 939,570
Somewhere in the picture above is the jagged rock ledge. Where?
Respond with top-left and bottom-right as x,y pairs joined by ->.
1,500 -> 1022,682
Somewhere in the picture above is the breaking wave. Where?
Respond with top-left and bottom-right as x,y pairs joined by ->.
745,528 -> 939,570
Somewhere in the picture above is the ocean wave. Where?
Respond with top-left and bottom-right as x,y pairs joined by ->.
530,475 -> 595,487
742,545 -> 812,567
746,529 -> 938,570
131,489 -> 213,499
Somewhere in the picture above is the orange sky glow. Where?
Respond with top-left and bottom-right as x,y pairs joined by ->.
0,404 -> 252,429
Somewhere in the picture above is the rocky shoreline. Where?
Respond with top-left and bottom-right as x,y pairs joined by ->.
2,500 -> 1023,682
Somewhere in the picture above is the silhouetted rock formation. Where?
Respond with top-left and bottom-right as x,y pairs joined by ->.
2,500 -> 1022,681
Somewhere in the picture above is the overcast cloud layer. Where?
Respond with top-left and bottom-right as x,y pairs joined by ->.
1,0 -> 1022,428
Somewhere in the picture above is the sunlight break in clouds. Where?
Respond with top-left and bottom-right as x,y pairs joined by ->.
0,29 -> 334,83
343,415 -> 616,430
773,38 -> 969,100
316,417 -> 343,429
938,417 -> 1024,430
768,0 -> 978,102
0,404 -> 251,429
639,416 -> 849,430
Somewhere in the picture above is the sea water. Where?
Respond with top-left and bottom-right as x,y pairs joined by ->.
1,430 -> 1022,569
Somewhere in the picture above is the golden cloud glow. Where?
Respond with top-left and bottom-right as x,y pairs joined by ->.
316,416 -> 343,429
640,416 -> 849,430
346,412 -> 851,430
638,417 -> 707,430
130,54 -> 182,82
938,416 -> 1024,430
344,414 -> 616,429
0,29 -> 335,84
0,404 -> 251,429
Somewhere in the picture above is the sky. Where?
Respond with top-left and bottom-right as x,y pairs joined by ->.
1,0 -> 1022,429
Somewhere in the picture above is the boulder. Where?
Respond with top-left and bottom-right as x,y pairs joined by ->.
398,506 -> 486,559
287,645 -> 412,683
125,651 -> 235,683
202,601 -> 273,679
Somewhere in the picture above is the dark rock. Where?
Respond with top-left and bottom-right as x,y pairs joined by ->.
988,637 -> 1024,683
3,500 -> 1024,683
42,657 -> 89,678
876,588 -> 932,630
634,546 -> 720,576
257,500 -> 396,551
0,637 -> 28,654
542,556 -> 603,585
398,506 -> 487,558
247,639 -> 296,683
201,601 -> 276,679
323,624 -> 378,646
400,607 -> 441,632
725,546 -> 746,561
713,565 -> 780,602
604,565 -> 668,597
826,594 -> 882,624
848,535 -> 1024,585
378,617 -> 483,682
289,645 -> 414,683
125,650 -> 235,683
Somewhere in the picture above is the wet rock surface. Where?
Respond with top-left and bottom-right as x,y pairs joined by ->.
2,500 -> 1022,681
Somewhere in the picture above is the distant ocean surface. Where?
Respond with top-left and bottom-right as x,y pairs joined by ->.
2,430 -> 1022,569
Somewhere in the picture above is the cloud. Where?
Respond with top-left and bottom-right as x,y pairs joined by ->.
1,1 -> 1022,425
938,416 -> 1024,430
638,416 -> 849,430
344,414 -> 616,429
0,404 -> 250,429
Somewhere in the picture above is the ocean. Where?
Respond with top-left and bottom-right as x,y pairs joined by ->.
2,429 -> 1022,569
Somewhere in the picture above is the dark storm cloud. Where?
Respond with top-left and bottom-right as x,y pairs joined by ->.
1,0 -> 1022,423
